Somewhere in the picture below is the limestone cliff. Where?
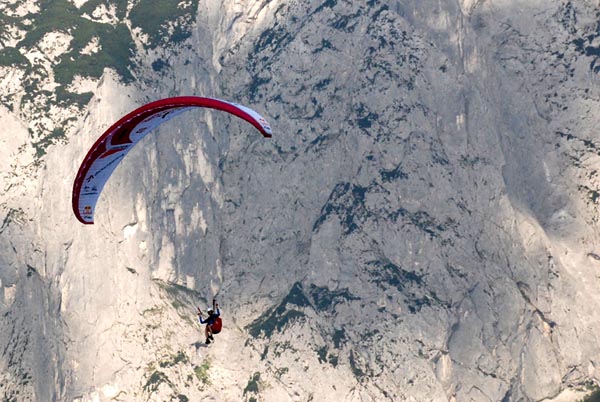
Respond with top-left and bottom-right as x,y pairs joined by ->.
1,1 -> 600,401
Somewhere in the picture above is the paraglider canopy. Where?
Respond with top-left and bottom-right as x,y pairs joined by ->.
72,96 -> 272,224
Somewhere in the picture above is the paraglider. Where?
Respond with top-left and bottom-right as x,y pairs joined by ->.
72,96 -> 272,224
197,299 -> 222,345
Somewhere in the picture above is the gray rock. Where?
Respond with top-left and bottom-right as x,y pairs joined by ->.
1,0 -> 600,401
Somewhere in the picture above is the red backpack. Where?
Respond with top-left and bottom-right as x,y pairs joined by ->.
211,317 -> 222,334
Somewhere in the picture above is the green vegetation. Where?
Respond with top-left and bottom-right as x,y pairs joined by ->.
247,282 -> 308,338
19,0 -> 80,47
332,328 -> 346,349
52,22 -> 135,84
348,350 -> 365,379
56,86 -> 93,107
143,371 -> 171,394
367,259 -> 423,292
10,0 -> 135,149
317,346 -> 327,363
316,345 -> 339,367
13,0 -> 135,106
33,127 -> 67,157
142,305 -> 165,317
248,308 -> 305,338
159,351 -> 188,368
194,361 -> 211,385
308,284 -> 358,311
0,48 -> 29,67
248,282 -> 360,339
313,182 -> 370,234
581,386 -> 600,402
328,354 -> 339,367
80,0 -> 128,20
0,0 -> 202,162
271,341 -> 297,358
274,367 -> 288,379
0,0 -> 204,163
171,299 -> 184,310
260,345 -> 269,360
243,372 -> 261,395
129,0 -> 199,48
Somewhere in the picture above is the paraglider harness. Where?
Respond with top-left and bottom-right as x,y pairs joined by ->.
197,299 -> 222,335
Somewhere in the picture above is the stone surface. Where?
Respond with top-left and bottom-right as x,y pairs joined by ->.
1,1 -> 600,401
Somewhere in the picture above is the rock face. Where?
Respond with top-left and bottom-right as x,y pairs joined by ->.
1,0 -> 600,401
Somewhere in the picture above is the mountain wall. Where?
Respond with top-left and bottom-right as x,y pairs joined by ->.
1,0 -> 600,401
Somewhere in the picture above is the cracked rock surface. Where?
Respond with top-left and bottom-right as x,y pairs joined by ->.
1,1 -> 600,401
